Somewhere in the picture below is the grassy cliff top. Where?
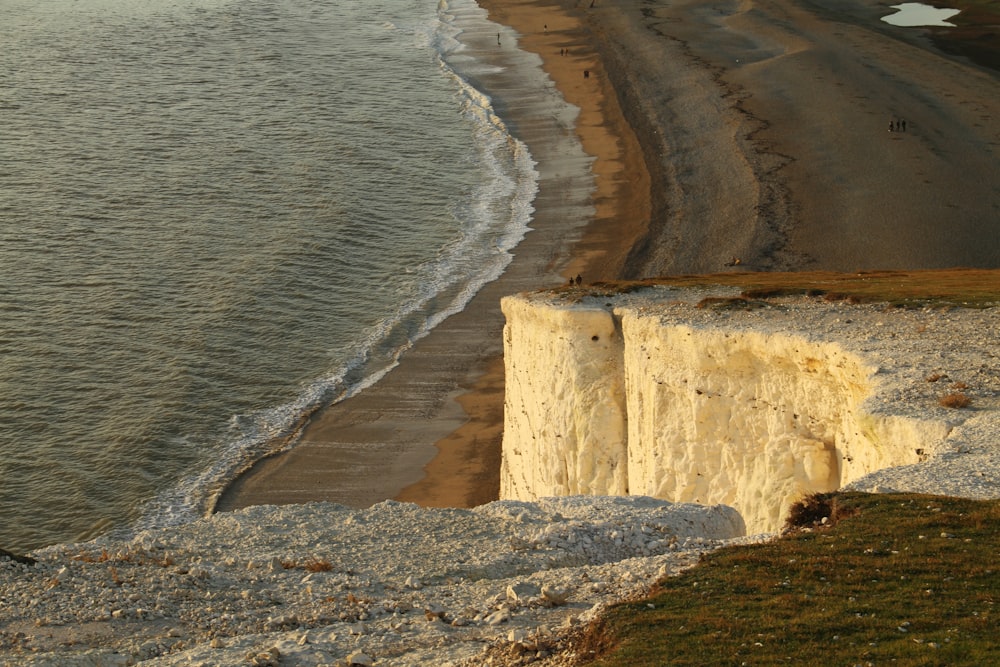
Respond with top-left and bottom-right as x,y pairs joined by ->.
574,492 -> 1000,665
556,268 -> 1000,309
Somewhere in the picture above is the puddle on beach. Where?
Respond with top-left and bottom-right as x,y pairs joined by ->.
881,2 -> 961,27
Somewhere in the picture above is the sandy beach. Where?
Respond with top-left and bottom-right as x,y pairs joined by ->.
217,0 -> 999,513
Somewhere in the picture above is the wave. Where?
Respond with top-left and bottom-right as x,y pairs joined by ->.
127,0 -> 540,537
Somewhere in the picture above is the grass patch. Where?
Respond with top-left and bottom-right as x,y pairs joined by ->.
939,392 -> 973,409
695,296 -> 770,311
280,556 -> 334,572
559,269 -> 1000,309
576,492 -> 999,666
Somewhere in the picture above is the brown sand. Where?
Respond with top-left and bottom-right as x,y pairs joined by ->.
215,0 -> 649,512
217,0 -> 999,513
590,0 -> 999,273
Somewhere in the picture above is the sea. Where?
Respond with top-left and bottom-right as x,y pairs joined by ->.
0,0 -> 546,554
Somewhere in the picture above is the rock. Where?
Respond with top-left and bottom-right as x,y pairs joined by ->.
248,646 -> 281,667
424,603 -> 447,620
346,651 -> 374,666
541,584 -> 570,605
485,609 -> 510,626
506,581 -> 540,603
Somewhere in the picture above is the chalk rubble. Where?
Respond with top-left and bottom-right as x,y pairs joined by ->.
0,497 -> 749,666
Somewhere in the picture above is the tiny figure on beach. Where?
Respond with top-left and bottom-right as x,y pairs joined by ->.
497,32 -> 501,46
584,69 -> 590,78
575,274 -> 583,285
901,118 -> 907,131
888,119 -> 894,132
544,24 -> 548,33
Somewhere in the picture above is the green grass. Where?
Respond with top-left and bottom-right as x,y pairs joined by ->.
576,492 -> 999,666
549,271 -> 999,664
557,268 -> 1000,309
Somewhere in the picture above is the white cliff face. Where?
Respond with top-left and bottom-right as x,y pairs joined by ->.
500,289 -> 994,534
500,297 -> 628,499
620,315 -> 946,533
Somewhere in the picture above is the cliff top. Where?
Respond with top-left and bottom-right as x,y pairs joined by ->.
507,268 -> 1000,502
552,268 -> 1000,309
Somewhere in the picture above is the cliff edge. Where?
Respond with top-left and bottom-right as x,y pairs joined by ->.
501,283 -> 1000,533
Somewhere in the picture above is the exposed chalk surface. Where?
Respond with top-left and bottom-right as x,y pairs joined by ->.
0,497 -> 749,666
501,288 -> 1000,532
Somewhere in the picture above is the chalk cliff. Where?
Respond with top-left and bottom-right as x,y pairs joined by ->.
501,288 -> 997,534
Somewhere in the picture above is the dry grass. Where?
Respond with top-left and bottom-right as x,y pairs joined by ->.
783,492 -> 857,530
558,269 -> 1000,309
302,556 -> 334,572
939,392 -> 973,409
695,296 -> 769,311
281,556 -> 334,572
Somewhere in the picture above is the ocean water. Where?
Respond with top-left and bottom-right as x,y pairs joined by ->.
0,0 -> 539,553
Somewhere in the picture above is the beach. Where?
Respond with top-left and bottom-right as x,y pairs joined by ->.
217,0 -> 1000,513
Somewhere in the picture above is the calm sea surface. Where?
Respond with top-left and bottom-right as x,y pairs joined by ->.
0,0 -> 538,553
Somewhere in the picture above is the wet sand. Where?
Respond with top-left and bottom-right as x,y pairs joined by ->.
591,0 -> 999,272
215,0 -> 648,512
217,0 -> 999,513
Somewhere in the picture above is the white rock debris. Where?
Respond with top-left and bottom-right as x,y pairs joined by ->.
0,497 -> 751,666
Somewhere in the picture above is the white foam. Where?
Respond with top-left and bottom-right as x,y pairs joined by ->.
133,0 -> 547,538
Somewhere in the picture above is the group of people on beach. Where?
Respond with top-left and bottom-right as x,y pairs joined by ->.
889,117 -> 907,132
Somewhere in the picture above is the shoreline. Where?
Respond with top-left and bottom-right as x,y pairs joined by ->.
215,0 -> 649,512
395,0 -> 652,507
216,0 -> 1000,514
